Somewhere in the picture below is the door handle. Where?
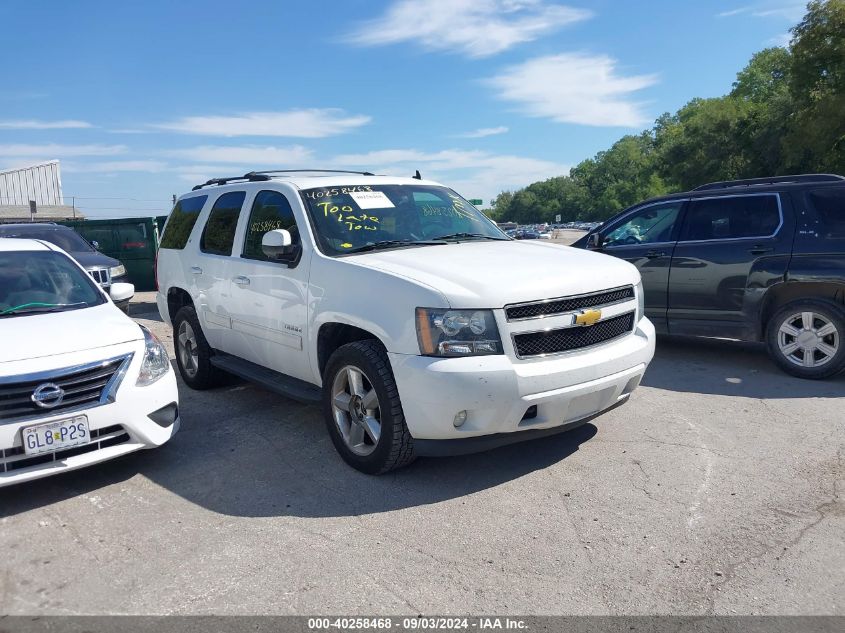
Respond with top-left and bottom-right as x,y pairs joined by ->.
190,266 -> 203,275
233,275 -> 251,286
645,250 -> 666,259
749,245 -> 773,255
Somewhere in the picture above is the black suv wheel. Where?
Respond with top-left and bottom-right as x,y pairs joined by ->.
323,340 -> 415,474
766,299 -> 845,379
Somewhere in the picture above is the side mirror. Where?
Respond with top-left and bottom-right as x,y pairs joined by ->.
261,229 -> 297,260
109,282 -> 134,303
91,240 -> 100,250
587,233 -> 602,249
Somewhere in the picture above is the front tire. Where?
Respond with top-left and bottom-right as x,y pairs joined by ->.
322,340 -> 415,474
172,305 -> 220,389
766,299 -> 845,379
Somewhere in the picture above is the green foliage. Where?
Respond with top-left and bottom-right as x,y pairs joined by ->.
491,1 -> 845,224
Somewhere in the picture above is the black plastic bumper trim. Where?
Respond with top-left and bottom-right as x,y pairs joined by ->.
148,402 -> 178,427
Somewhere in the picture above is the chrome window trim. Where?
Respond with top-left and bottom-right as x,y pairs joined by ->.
504,285 -> 635,322
510,311 -> 637,360
0,353 -> 134,424
676,192 -> 784,244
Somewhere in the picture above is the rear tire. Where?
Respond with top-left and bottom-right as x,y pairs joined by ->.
172,305 -> 220,389
322,340 -> 415,474
766,299 -> 845,379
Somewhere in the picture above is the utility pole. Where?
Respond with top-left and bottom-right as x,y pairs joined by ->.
172,194 -> 176,206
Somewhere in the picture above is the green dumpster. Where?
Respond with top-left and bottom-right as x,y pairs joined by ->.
60,217 -> 164,291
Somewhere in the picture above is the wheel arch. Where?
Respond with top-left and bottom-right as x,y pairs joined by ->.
760,281 -> 845,339
166,286 -> 194,324
317,322 -> 385,379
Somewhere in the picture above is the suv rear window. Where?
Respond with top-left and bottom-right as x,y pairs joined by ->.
807,188 -> 845,239
200,191 -> 246,256
160,195 -> 207,249
682,195 -> 781,241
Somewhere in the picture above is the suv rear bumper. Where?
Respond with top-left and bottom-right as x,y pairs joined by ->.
388,316 -> 655,442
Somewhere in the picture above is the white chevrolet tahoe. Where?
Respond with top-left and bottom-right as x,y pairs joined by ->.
156,170 -> 655,474
0,238 -> 178,487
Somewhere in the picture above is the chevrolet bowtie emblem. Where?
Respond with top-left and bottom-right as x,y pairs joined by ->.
574,309 -> 602,326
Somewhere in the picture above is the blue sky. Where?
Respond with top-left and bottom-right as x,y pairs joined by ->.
0,0 -> 808,218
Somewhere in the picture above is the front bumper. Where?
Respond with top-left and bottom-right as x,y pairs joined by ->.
389,316 -> 655,443
0,344 -> 179,487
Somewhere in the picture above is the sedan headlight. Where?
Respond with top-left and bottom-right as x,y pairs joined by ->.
110,264 -> 126,277
416,308 -> 503,356
636,281 -> 645,322
137,325 -> 171,386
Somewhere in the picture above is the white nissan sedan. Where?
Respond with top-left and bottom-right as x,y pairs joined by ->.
0,238 -> 179,487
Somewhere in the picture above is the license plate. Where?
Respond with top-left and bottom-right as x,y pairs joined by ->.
22,416 -> 90,456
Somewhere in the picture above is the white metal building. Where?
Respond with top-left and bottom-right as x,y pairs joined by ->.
0,161 -> 81,222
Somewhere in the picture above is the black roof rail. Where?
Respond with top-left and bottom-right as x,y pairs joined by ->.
191,173 -> 273,191
693,174 -> 845,191
245,169 -> 376,177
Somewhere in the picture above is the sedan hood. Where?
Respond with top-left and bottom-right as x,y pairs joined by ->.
355,240 -> 640,308
0,303 -> 143,365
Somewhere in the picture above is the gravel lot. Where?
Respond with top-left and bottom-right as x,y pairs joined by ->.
1,284 -> 843,615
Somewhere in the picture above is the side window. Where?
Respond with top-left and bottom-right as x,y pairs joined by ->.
604,202 -> 683,247
160,195 -> 208,249
807,188 -> 845,239
681,195 -> 780,242
243,191 -> 301,261
200,191 -> 246,256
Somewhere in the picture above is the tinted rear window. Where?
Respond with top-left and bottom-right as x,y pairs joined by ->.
160,196 -> 208,249
807,188 -> 845,239
201,191 -> 246,256
682,195 -> 781,241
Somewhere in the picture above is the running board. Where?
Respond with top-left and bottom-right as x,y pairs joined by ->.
210,353 -> 322,403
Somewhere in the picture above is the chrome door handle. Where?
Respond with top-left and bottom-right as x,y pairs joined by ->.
190,266 -> 203,274
233,276 -> 251,286
645,250 -> 666,259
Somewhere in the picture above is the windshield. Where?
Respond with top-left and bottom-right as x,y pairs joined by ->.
301,184 -> 507,255
0,250 -> 105,318
0,227 -> 94,253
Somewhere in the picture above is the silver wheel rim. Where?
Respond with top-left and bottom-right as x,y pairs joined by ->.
177,321 -> 199,378
331,365 -> 381,456
777,311 -> 840,369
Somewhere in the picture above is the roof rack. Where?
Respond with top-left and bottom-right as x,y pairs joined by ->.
693,174 -> 845,191
245,169 -> 376,177
191,173 -> 272,191
191,169 -> 377,191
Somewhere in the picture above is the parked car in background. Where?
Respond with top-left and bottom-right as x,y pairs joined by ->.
514,230 -> 541,240
573,174 -> 845,379
156,170 -> 654,474
0,223 -> 134,311
0,238 -> 178,487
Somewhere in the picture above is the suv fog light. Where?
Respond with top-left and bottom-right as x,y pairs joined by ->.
453,410 -> 468,427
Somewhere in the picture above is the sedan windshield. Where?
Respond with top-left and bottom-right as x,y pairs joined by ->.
0,251 -> 105,318
301,184 -> 508,255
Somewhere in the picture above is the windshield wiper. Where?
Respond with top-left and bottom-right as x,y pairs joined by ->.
431,232 -> 508,241
344,239 -> 447,254
0,302 -> 87,317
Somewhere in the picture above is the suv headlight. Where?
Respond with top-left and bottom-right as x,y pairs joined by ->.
636,281 -> 645,322
416,308 -> 503,356
110,264 -> 126,277
137,325 -> 171,386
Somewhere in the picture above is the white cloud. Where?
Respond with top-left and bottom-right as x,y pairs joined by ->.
63,160 -> 168,173
329,148 -> 569,205
767,32 -> 792,46
718,2 -> 806,21
165,144 -> 314,166
0,119 -> 93,130
152,109 -> 371,138
346,0 -> 592,58
485,53 -> 658,128
0,143 -> 126,157
456,126 -> 509,138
